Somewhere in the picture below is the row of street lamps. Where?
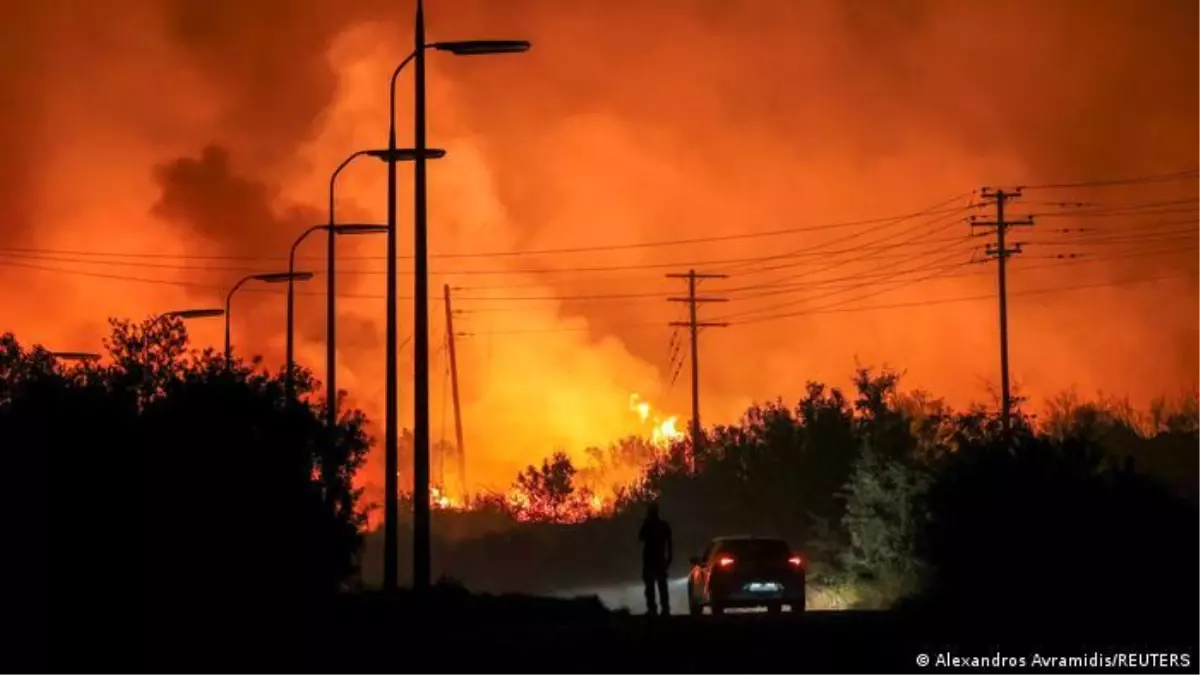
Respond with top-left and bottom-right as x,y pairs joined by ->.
50,1 -> 529,593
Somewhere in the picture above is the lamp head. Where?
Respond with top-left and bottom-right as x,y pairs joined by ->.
255,272 -> 313,284
366,148 -> 447,162
164,308 -> 225,320
431,40 -> 531,55
333,223 -> 389,236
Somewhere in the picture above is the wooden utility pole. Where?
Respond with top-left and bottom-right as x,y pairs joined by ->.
971,188 -> 1034,435
667,269 -> 728,472
443,284 -> 468,500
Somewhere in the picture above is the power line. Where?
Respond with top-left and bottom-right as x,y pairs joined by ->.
0,214 -> 983,280
719,231 -> 978,301
731,201 -> 979,278
1017,168 -> 1199,190
1023,230 -> 1197,248
1031,197 -> 1198,219
445,243 -> 1197,314
727,272 -> 1196,326
714,235 -> 980,323
1,198 -> 1181,286
445,269 -> 1197,336
0,203 -> 980,264
4,235 -> 1189,310
713,191 -> 976,275
722,248 -> 981,324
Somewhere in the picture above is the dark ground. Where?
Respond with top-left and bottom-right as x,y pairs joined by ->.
39,593 -> 1194,673
313,611 -> 1197,673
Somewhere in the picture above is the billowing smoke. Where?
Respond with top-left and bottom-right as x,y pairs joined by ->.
1,0 -> 1195,506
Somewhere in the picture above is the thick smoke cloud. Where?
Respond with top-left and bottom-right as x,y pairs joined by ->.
0,0 -> 1195,503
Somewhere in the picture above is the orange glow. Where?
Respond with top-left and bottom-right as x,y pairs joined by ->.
1,1 -> 1195,518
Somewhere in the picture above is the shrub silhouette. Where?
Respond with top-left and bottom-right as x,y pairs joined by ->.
913,433 -> 1199,618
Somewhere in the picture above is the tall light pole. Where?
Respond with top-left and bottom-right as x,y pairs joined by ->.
286,222 -> 387,401
225,271 -> 313,368
381,0 -> 531,591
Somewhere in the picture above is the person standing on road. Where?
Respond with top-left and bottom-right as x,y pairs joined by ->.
638,502 -> 673,616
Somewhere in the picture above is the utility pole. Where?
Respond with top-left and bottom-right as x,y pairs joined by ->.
971,187 -> 1034,436
443,284 -> 468,501
411,0 -> 432,593
667,269 -> 728,473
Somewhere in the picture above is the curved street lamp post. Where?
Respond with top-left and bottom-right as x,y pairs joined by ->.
321,148 -> 440,416
285,221 -> 387,402
225,272 -> 313,368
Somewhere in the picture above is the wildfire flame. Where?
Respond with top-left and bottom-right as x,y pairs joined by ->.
430,485 -> 462,510
630,393 -> 685,448
480,394 -> 684,524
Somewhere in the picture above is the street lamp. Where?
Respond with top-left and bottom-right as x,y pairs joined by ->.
225,272 -> 313,368
286,222 -> 387,402
160,308 -> 225,321
430,40 -> 532,55
145,308 -> 225,400
324,149 -> 441,424
381,0 -> 530,592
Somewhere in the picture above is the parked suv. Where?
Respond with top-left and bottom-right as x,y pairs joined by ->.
687,536 -> 806,614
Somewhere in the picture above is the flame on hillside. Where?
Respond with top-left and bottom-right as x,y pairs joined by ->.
629,393 -> 685,448
434,394 -> 681,523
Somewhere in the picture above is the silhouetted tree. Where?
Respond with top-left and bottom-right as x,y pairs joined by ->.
511,451 -> 595,523
0,318 -> 371,668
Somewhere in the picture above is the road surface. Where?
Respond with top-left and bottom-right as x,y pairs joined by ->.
552,575 -> 694,615
43,584 -> 1193,673
377,611 -> 1195,672
553,574 -> 831,615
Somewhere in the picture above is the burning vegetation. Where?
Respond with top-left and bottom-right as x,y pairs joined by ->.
420,392 -> 685,523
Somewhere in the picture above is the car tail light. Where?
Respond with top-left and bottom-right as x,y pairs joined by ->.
716,555 -> 735,568
788,554 -> 804,569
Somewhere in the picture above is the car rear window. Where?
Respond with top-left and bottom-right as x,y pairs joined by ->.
719,539 -> 790,560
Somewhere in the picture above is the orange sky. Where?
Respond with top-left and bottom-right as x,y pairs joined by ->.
2,0 -> 1196,500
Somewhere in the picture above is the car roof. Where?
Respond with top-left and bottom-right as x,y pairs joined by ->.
711,535 -> 788,544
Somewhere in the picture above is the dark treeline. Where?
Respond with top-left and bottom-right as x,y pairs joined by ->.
368,371 -> 1199,618
3,318 -> 1197,668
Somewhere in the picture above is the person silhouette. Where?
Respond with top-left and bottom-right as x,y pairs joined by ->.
638,502 -> 673,616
